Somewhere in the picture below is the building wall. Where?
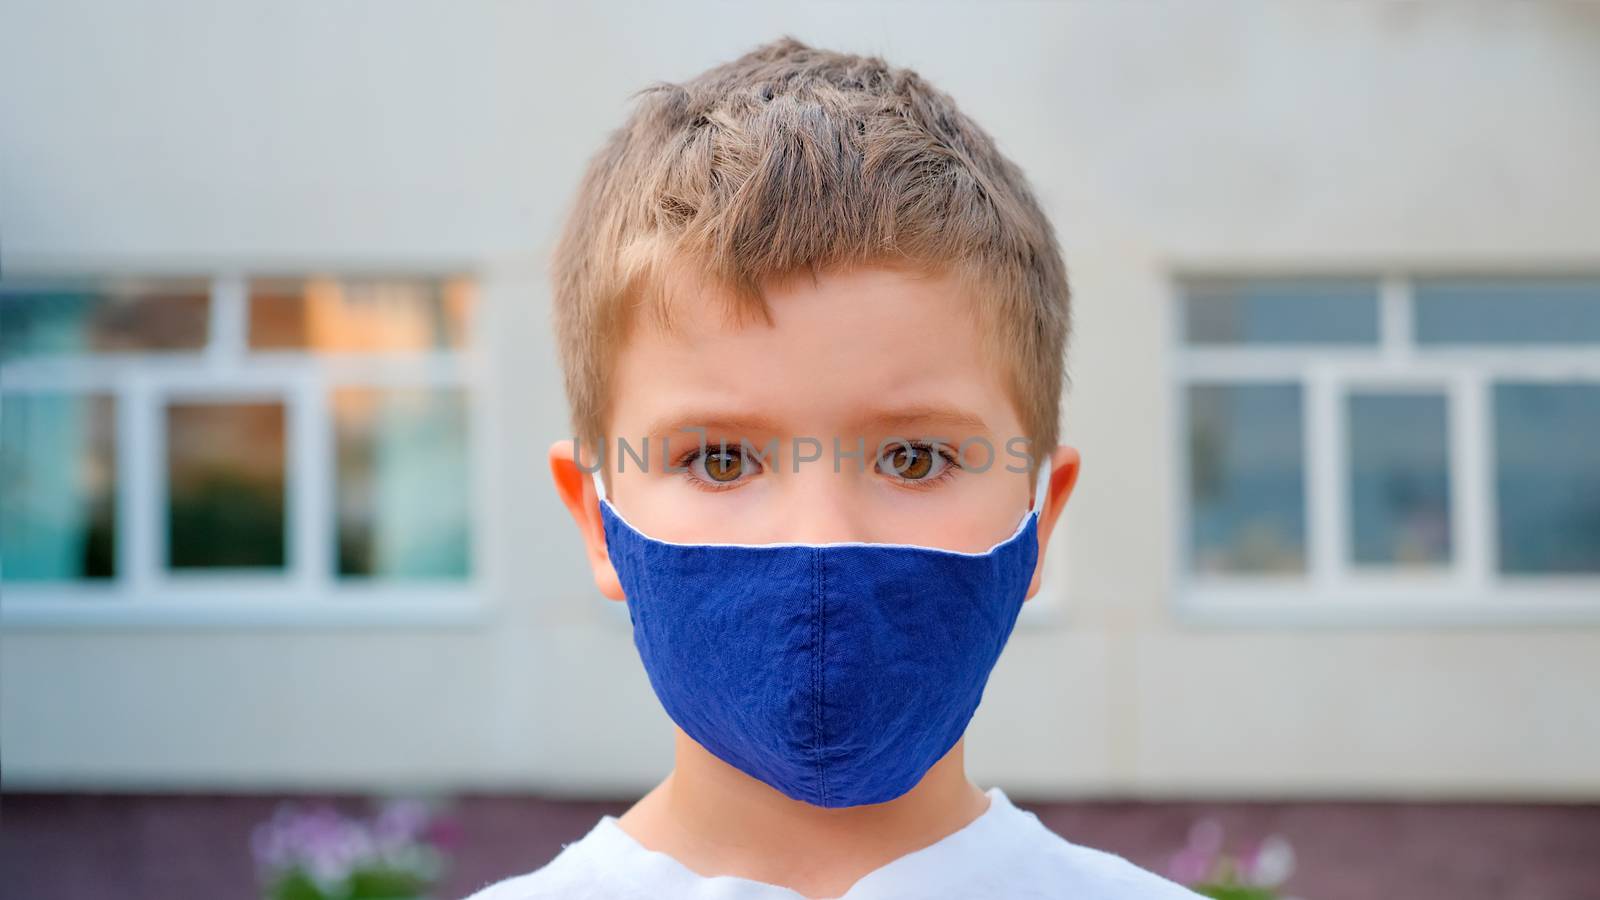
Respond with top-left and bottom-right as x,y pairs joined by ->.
3,0 -> 1598,797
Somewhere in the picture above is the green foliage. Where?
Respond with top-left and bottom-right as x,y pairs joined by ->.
1194,885 -> 1280,900
264,865 -> 432,900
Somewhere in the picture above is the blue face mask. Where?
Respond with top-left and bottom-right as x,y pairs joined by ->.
595,459 -> 1048,809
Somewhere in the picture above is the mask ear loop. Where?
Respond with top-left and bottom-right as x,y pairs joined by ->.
591,466 -> 609,504
1030,454 -> 1053,516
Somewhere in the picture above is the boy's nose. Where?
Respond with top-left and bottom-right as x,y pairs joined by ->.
773,468 -> 873,545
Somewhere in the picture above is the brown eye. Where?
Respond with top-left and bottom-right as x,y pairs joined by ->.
880,443 -> 940,481
694,444 -> 751,484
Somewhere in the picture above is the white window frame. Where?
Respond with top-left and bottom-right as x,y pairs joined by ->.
1,271 -> 492,629
1170,270 -> 1600,627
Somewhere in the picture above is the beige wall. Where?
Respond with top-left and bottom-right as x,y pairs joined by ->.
3,1 -> 1598,798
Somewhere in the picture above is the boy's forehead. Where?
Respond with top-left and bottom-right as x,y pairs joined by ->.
638,264 -> 977,350
610,265 -> 1018,435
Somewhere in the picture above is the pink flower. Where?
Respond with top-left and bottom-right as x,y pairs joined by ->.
1245,834 -> 1295,887
1167,818 -> 1225,884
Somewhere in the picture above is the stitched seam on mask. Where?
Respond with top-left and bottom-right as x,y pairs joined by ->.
811,548 -> 828,807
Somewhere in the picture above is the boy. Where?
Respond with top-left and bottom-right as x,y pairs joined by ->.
470,37 -> 1200,899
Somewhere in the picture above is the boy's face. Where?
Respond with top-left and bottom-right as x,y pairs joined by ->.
551,265 -> 1079,601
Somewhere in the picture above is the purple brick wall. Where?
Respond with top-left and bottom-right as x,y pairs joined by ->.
2,792 -> 1597,899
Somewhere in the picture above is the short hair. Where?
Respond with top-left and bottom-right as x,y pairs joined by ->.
550,36 -> 1071,471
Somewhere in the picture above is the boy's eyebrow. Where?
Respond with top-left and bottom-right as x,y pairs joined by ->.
641,405 -> 991,439
643,411 -> 787,439
853,404 -> 992,435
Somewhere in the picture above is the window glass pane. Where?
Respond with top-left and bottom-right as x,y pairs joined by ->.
1188,383 -> 1306,573
0,279 -> 210,362
335,388 -> 470,578
1494,383 -> 1600,574
0,395 -> 116,580
1348,392 -> 1452,566
1416,278 -> 1600,345
167,402 -> 287,570
1183,278 -> 1379,345
249,277 -> 474,352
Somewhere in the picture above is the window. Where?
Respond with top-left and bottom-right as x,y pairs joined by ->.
0,394 -> 117,580
333,387 -> 471,579
0,278 -> 210,358
1173,274 -> 1600,623
0,274 -> 483,626
1187,382 -> 1306,574
165,401 -> 289,571
1347,391 -> 1452,568
1492,382 -> 1600,575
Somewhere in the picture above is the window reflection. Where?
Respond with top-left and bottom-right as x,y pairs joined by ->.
0,279 -> 210,361
1184,278 -> 1379,345
334,388 -> 470,578
1416,278 -> 1600,345
0,394 -> 116,580
249,277 -> 474,353
1494,383 -> 1600,574
166,402 -> 287,570
1348,392 -> 1452,567
1188,383 -> 1307,573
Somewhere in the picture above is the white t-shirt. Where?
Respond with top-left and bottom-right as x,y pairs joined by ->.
463,787 -> 1202,899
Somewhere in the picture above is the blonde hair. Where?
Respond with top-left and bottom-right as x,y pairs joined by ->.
550,36 -> 1071,465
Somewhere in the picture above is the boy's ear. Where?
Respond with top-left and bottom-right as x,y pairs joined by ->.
548,439 -> 625,602
1026,444 -> 1082,601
